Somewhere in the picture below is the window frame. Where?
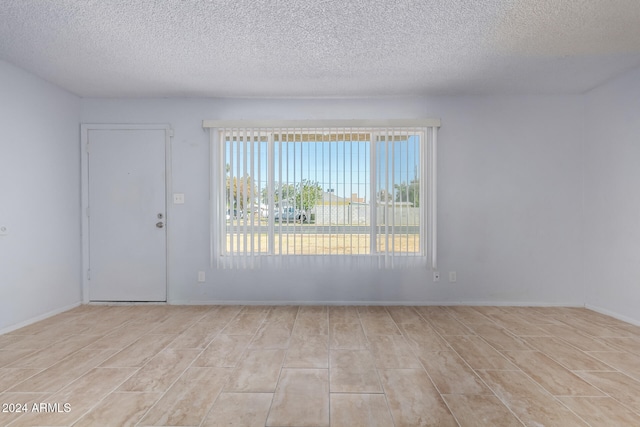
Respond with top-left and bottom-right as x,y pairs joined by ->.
205,119 -> 439,270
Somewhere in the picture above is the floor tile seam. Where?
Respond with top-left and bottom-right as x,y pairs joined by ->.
500,351 -> 619,398
381,306 -> 409,334
4,331 -> 103,367
328,390 -> 385,395
13,322 -> 85,337
0,342 -> 55,353
542,345 -> 621,373
391,310 -> 495,427
465,329 -> 525,353
132,334 -> 227,426
5,347 -> 128,395
195,391 -> 274,427
290,307 -> 329,337
416,315 -> 528,427
279,306 -> 301,369
189,306 -> 219,326
327,343 -> 332,427
354,306 -> 372,340
439,391 -> 500,396
326,306 -> 330,373
208,305 -> 269,387
413,308 -> 472,337
553,317 -> 622,340
597,339 -> 640,355
0,390 -> 51,395
90,320 -> 140,339
507,356 -> 609,398
4,344 -> 87,372
63,341 -> 124,367
191,313 -> 238,355
150,320 -> 204,336
0,367 -> 48,393
569,367 -> 640,417
222,309 -> 270,336
97,331 -> 178,370
460,330 -> 521,371
404,308 -> 494,385
552,394 -> 605,426
263,353 -> 290,427
475,367 -> 598,427
368,367 -> 398,427
459,307 -> 502,328
547,333 -> 629,366
613,399 -> 640,419
412,336 -> 490,395
585,349 -> 639,367
554,392 -> 623,398
439,397 -> 463,427
170,310 -> 226,344
151,306 -> 220,336
487,326 -> 534,349
388,315 -> 444,385
222,305 -> 289,425
49,365 -> 143,427
167,314 -> 234,357
455,368 -> 528,427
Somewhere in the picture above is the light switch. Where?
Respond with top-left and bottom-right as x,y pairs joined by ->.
0,226 -> 7,236
173,193 -> 185,204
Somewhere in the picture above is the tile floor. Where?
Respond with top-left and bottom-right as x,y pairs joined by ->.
1,305 -> 640,426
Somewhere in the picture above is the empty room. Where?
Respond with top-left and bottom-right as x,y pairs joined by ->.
1,0 -> 640,426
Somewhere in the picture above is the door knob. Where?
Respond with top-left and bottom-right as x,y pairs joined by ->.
156,222 -> 164,228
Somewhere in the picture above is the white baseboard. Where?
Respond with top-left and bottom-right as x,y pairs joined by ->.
88,301 -> 167,305
0,301 -> 82,335
585,304 -> 640,326
436,301 -> 584,307
169,300 -> 585,307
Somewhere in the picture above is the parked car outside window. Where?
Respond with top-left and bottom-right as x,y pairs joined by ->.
274,207 -> 307,223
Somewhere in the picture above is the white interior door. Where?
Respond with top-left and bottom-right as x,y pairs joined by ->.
87,128 -> 167,301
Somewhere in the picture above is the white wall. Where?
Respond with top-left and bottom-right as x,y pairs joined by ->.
0,61 -> 81,332
81,95 -> 585,306
584,66 -> 640,325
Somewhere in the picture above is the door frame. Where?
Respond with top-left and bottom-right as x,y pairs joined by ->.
80,124 -> 173,303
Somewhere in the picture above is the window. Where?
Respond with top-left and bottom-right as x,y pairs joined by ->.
205,120 -> 439,269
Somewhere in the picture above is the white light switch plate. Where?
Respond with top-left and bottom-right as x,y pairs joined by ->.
0,226 -> 7,236
173,193 -> 185,204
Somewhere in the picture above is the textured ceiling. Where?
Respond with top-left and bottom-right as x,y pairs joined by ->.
1,0 -> 640,98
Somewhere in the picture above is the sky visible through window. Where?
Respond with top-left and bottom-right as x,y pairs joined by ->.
225,133 -> 421,203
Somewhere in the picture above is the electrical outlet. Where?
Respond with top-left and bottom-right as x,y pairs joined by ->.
197,271 -> 205,282
433,271 -> 440,282
449,271 -> 457,283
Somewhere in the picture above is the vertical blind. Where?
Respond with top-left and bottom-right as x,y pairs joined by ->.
204,120 -> 439,270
